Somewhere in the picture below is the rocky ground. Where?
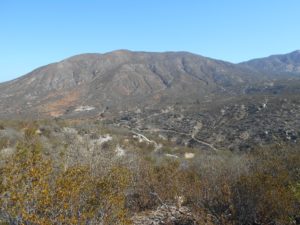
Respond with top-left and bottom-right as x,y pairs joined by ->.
132,205 -> 197,225
111,93 -> 300,152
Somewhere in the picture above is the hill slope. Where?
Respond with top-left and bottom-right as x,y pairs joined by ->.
240,50 -> 300,76
0,50 -> 262,118
1,50 -> 300,151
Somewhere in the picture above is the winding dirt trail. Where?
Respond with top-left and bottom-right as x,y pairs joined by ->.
136,127 -> 219,152
119,123 -> 219,152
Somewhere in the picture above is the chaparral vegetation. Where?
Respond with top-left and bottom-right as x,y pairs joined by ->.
0,120 -> 299,224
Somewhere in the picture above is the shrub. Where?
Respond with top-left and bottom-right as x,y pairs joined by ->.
0,139 -> 132,224
232,146 -> 300,225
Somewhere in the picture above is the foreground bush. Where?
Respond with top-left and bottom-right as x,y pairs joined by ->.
0,138 -> 131,224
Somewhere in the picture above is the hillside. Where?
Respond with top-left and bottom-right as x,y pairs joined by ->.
240,50 -> 300,76
1,50 -> 300,151
1,50 -> 300,224
0,50 -> 263,118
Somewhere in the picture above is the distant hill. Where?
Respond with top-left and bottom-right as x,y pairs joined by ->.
240,50 -> 300,76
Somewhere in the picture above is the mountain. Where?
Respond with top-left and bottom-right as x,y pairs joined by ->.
1,50 -> 300,151
0,50 -> 262,118
240,50 -> 300,76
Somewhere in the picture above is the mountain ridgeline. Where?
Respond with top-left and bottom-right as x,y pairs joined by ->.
1,49 -> 300,118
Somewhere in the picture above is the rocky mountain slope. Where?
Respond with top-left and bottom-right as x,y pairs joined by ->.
1,50 -> 300,151
0,50 -> 263,118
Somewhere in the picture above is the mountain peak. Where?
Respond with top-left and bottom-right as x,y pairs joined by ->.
107,49 -> 133,55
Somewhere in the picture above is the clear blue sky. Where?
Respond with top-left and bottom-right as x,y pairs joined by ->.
1,0 -> 300,82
